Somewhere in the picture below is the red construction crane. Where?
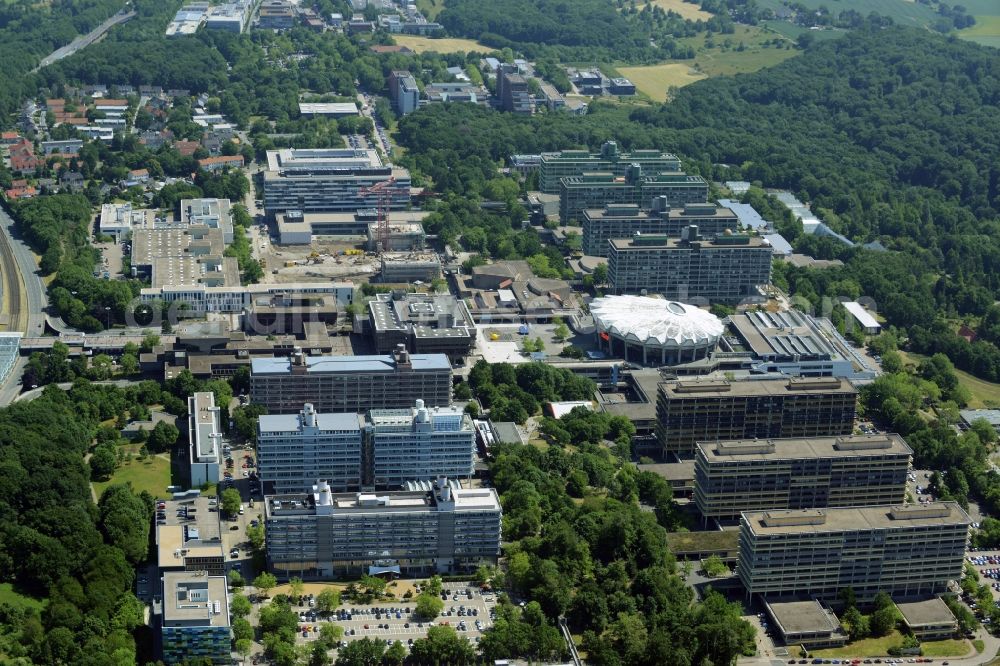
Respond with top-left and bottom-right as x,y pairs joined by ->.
358,177 -> 397,253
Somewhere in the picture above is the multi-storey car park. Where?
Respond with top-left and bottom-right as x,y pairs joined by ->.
737,502 -> 970,603
581,199 -> 739,256
249,346 -> 452,414
694,434 -> 912,521
607,228 -> 773,304
538,141 -> 681,194
655,377 -> 858,458
265,478 -> 502,579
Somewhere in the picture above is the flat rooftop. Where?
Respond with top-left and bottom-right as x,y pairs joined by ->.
743,502 -> 971,536
277,210 -> 428,235
299,102 -> 359,115
609,234 -> 768,250
258,411 -> 363,434
367,405 -> 468,429
151,255 -> 240,288
638,460 -> 695,482
250,353 -> 451,375
665,530 -> 739,555
131,227 -> 225,267
597,369 -> 661,420
162,570 -> 230,627
155,495 -> 224,567
660,377 -> 856,400
896,598 -> 957,628
698,434 -> 912,463
729,310 -> 844,361
766,600 -> 841,636
191,392 -> 221,461
266,147 -> 383,173
369,293 -> 474,335
267,485 -> 500,517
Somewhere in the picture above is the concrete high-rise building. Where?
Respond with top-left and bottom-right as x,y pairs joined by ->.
656,377 -> 857,458
388,70 -> 419,115
263,148 -> 410,214
582,199 -> 739,256
539,141 -> 681,194
607,228 -> 772,304
256,400 -> 475,493
265,478 -> 502,579
249,346 -> 452,414
160,571 -> 231,665
257,404 -> 365,494
559,165 -> 709,223
738,503 -> 970,602
188,391 -> 224,487
496,64 -> 532,114
368,400 -> 475,488
695,434 -> 912,520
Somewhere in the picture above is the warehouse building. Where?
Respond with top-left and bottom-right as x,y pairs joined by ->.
656,377 -> 857,458
368,292 -> 476,357
582,199 -> 739,256
263,148 -> 411,214
607,228 -> 772,304
249,346 -> 452,414
694,434 -> 912,520
738,503 -> 970,602
265,478 -> 501,579
559,165 -> 709,223
539,141 -> 681,194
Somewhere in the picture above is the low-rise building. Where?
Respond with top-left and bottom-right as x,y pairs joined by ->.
179,198 -> 234,244
368,292 -> 475,356
738,503 -> 970,602
695,434 -> 912,520
99,202 -> 155,239
140,281 -> 354,315
198,155 -> 244,172
842,301 -> 882,335
265,478 -> 501,579
765,600 -> 847,650
298,102 -> 359,117
895,598 -> 958,640
380,252 -> 440,283
160,571 -> 231,665
275,209 -> 429,245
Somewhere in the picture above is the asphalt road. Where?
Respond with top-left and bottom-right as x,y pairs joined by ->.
34,9 -> 136,71
0,207 -> 45,337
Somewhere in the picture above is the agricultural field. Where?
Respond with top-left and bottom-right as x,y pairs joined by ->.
392,35 -> 490,54
959,15 -> 1000,48
675,24 -> 800,77
617,63 -> 706,99
650,0 -> 712,21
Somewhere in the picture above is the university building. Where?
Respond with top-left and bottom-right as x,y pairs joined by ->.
582,200 -> 738,256
160,571 -> 231,665
656,377 -> 858,458
738,503 -> 970,602
249,346 -> 452,414
539,141 -> 681,194
694,434 -> 912,520
607,228 -> 773,304
265,478 -> 502,579
559,165 -> 709,223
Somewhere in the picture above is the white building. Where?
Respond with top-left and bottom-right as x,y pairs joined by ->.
180,198 -> 234,244
188,392 -> 224,487
99,202 -> 155,239
257,405 -> 364,494
265,477 -> 501,579
368,400 -> 476,488
140,281 -> 356,315
842,301 -> 881,335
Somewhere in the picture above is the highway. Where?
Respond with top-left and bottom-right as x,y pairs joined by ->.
33,8 -> 136,72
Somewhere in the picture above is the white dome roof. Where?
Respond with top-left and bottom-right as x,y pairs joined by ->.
591,295 -> 724,349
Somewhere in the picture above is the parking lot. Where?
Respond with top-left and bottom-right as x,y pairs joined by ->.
290,585 -> 499,652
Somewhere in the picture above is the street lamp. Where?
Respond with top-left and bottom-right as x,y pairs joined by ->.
104,306 -> 111,330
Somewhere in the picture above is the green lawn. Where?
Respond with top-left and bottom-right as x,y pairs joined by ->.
959,15 -> 1000,48
755,0 -> 939,27
93,446 -> 175,500
0,583 -> 46,612
812,631 -> 971,659
674,24 -> 801,78
899,350 -> 1000,408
